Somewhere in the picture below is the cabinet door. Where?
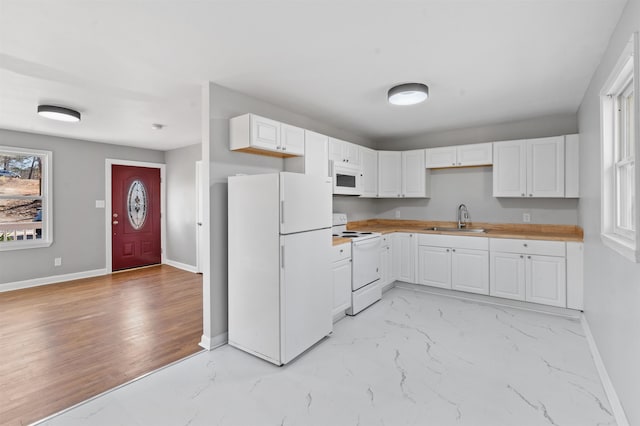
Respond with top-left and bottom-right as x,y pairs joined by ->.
328,137 -> 344,163
457,143 -> 493,166
526,255 -> 566,307
425,147 -> 457,168
378,151 -> 402,198
527,136 -> 565,198
490,251 -> 526,301
493,140 -> 526,197
251,115 -> 281,151
402,149 -> 427,198
344,142 -> 361,168
417,245 -> 451,289
332,259 -> 352,317
280,123 -> 305,155
393,233 -> 415,283
451,248 -> 489,294
379,244 -> 393,288
303,130 -> 329,177
360,147 -> 378,198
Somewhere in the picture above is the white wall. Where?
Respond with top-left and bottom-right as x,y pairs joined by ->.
205,83 -> 374,340
374,114 -> 579,224
0,129 -> 165,287
165,143 -> 200,267
577,0 -> 640,423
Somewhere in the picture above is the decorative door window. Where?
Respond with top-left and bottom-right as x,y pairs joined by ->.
127,179 -> 148,230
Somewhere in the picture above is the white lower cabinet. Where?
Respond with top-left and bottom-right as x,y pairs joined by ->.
489,239 -> 567,308
379,235 -> 394,290
393,233 -> 416,283
417,246 -> 451,288
417,234 -> 489,295
526,254 -> 566,307
332,243 -> 352,318
451,248 -> 489,294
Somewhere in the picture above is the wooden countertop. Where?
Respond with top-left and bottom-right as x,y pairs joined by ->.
344,219 -> 583,242
332,237 -> 353,246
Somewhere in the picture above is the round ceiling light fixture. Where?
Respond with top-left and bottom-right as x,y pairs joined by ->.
387,83 -> 429,106
37,105 -> 81,122
151,123 -> 165,130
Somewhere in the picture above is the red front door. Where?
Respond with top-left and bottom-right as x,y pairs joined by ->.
112,165 -> 161,271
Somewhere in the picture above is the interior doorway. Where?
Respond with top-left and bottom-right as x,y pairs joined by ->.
105,159 -> 166,273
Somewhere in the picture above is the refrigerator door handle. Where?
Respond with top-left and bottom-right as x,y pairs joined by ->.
281,245 -> 285,268
280,200 -> 285,224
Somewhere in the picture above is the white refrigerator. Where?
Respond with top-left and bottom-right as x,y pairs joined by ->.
228,172 -> 333,365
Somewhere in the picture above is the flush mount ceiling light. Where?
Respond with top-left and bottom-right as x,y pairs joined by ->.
37,105 -> 81,122
151,123 -> 164,130
387,83 -> 429,106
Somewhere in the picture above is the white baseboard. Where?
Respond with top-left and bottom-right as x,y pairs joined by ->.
0,268 -> 108,293
199,332 -> 228,351
164,259 -> 198,273
581,315 -> 630,426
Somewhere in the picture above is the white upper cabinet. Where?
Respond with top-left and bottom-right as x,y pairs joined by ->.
230,113 -> 304,157
402,149 -> 429,198
493,140 -> 527,197
527,136 -> 565,198
378,150 -> 429,198
425,143 -> 493,168
493,136 -> 566,198
425,147 -> 457,168
378,151 -> 402,198
280,123 -> 305,156
457,143 -> 493,166
329,137 -> 361,169
360,147 -> 378,198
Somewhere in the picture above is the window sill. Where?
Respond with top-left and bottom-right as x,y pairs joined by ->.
0,240 -> 52,252
601,233 -> 639,262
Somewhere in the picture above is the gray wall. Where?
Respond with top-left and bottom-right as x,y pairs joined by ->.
0,129 -> 164,287
207,83 -> 374,338
577,0 -> 640,423
165,143 -> 200,267
374,115 -> 579,225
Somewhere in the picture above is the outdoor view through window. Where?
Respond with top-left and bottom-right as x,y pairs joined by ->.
0,150 -> 46,244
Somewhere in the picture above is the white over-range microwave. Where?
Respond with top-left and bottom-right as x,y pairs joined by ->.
330,161 -> 362,195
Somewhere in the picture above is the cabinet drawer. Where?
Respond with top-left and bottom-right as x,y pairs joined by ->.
418,234 -> 488,250
490,238 -> 565,256
332,243 -> 351,262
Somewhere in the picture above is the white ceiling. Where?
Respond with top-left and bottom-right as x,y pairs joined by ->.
0,0 -> 627,150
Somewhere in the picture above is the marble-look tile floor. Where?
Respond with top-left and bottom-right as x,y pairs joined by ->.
41,288 -> 615,426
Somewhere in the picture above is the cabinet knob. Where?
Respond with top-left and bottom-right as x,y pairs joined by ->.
529,194 -> 533,197
527,255 -> 531,259
276,146 -> 281,150
410,234 -> 413,237
340,249 -> 343,253
520,255 -> 524,258
282,147 -> 286,151
346,159 -> 349,162
452,162 -> 456,165
521,193 -> 525,197
523,243 -> 528,247
446,249 -> 450,252
458,162 -> 462,165
452,248 -> 456,252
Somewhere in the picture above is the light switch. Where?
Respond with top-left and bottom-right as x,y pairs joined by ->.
96,200 -> 105,208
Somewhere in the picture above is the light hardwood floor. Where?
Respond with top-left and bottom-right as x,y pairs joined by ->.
0,265 -> 203,426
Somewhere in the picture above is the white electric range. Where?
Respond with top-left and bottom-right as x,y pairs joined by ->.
332,214 -> 382,315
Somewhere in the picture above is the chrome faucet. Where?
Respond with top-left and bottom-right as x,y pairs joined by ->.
457,204 -> 470,229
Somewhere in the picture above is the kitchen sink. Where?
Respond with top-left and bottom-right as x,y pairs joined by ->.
424,227 -> 487,233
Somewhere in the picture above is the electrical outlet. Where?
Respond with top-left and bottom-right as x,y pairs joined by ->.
395,210 -> 401,219
523,213 -> 531,223
54,257 -> 62,267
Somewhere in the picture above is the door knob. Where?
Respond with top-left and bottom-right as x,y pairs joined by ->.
113,213 -> 118,218
113,221 -> 119,225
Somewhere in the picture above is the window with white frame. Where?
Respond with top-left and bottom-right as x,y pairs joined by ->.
0,146 -> 52,250
601,33 -> 639,262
